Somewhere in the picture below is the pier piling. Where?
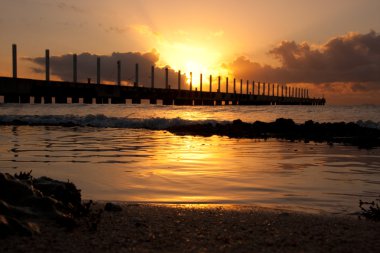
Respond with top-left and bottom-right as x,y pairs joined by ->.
12,44 -> 17,78
97,57 -> 101,85
209,75 -> 212,92
151,66 -> 155,89
117,60 -> 121,86
45,49 -> 50,82
165,68 -> 169,89
135,63 -> 139,87
73,54 -> 77,83
178,71 -> 181,91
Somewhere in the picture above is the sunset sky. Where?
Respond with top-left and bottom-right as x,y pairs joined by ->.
1,0 -> 380,104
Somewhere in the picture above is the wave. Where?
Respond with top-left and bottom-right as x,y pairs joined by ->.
0,114 -> 227,129
356,120 -> 380,130
0,114 -> 379,130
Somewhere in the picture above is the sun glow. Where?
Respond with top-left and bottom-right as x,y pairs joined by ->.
159,43 -> 229,89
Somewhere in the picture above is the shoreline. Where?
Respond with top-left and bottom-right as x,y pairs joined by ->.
2,201 -> 380,252
1,172 -> 380,252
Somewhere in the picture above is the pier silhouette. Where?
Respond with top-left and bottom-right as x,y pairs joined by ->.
0,44 -> 325,105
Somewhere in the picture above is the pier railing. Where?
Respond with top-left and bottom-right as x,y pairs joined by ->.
0,44 -> 325,106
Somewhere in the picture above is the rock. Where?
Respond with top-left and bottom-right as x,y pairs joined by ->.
104,202 -> 122,212
0,215 -> 40,238
0,200 -> 37,218
0,172 -> 88,237
33,177 -> 82,211
0,173 -> 37,205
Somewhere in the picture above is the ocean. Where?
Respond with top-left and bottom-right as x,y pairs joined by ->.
0,104 -> 379,214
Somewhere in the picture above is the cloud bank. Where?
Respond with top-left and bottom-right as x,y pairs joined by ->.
28,50 -> 187,89
229,30 -> 380,85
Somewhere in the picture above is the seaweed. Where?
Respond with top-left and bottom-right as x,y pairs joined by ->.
359,197 -> 380,221
14,170 -> 33,181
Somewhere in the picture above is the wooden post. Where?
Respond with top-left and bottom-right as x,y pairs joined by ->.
165,68 -> 169,89
246,80 -> 249,94
190,72 -> 193,91
200,73 -> 203,93
240,79 -> 243,95
209,75 -> 212,92
178,70 -> 181,91
134,63 -> 139,87
263,82 -> 266,95
226,77 -> 229,94
233,78 -> 236,93
45,49 -> 50,82
268,83 -> 271,96
218,76 -> 221,92
73,54 -> 77,83
258,82 -> 261,95
12,44 -> 17,78
252,81 -> 255,95
117,60 -> 121,86
272,84 -> 274,96
151,66 -> 155,88
277,84 -> 279,97
97,57 -> 101,85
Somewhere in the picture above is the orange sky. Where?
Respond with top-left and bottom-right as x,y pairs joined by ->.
1,0 -> 380,104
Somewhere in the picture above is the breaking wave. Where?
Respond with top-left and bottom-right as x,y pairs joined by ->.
0,114 -> 379,130
0,114 -> 226,129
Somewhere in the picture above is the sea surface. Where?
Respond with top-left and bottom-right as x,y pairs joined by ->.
0,104 -> 379,214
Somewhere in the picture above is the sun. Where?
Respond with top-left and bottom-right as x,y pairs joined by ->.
159,43 -> 229,89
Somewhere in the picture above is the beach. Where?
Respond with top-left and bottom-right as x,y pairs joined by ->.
1,202 -> 380,253
1,104 -> 380,252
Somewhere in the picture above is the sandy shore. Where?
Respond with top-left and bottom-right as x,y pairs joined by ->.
1,202 -> 380,253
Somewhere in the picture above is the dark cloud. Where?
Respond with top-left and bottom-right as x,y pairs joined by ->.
27,50 -> 187,89
229,31 -> 380,84
57,2 -> 84,13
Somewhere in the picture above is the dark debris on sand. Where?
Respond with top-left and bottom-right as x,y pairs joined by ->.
0,171 -> 90,238
167,118 -> 380,148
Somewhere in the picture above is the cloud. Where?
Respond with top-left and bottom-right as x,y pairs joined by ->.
27,50 -> 187,89
229,31 -> 380,85
104,26 -> 129,34
57,2 -> 84,13
130,24 -> 160,38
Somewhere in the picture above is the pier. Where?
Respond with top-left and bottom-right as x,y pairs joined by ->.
0,44 -> 325,106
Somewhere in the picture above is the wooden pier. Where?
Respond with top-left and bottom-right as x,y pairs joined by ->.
0,44 -> 325,106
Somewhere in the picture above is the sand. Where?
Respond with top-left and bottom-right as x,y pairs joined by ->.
1,202 -> 380,253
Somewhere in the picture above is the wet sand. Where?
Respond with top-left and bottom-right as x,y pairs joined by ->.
1,202 -> 380,253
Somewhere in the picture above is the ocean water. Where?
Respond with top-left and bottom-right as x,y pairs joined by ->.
0,104 -> 379,214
